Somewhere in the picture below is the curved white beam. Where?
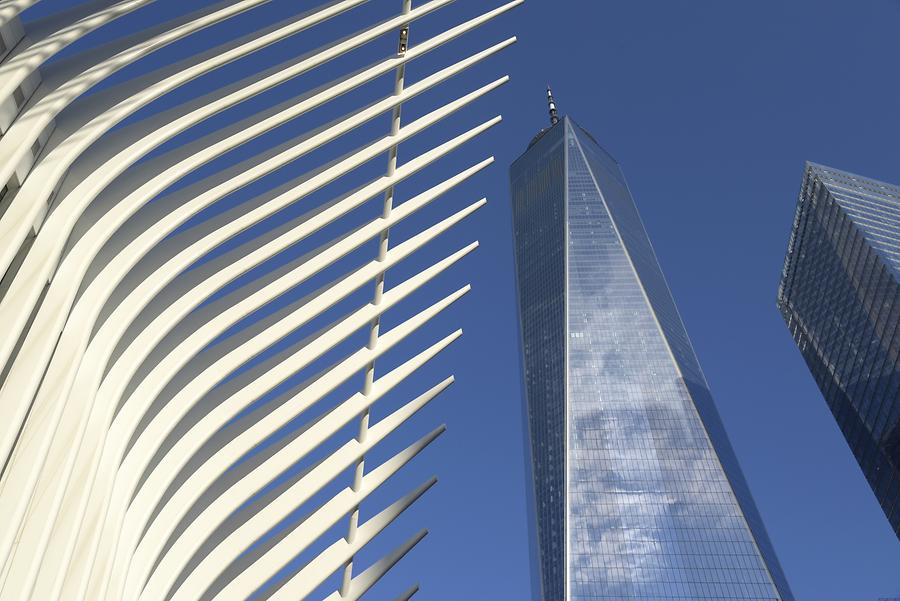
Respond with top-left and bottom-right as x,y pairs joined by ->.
0,0 -> 273,195
50,195 -> 480,598
0,0 -> 387,276
0,1 -> 37,29
0,82 -> 501,545
85,246 -> 474,600
0,16 -> 507,470
0,0 -> 157,123
0,0 -> 387,290
262,477 -> 438,601
1,141 -> 492,597
16,0 -> 147,41
0,1 -> 519,598
119,335 -> 460,601
323,531 -> 428,601
170,435 -> 443,601
0,100 -> 498,588
27,198 -> 483,601
397,584 -> 421,601
0,34 -> 512,443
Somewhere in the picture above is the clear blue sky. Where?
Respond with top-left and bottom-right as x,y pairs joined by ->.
26,0 -> 900,599
469,0 -> 900,599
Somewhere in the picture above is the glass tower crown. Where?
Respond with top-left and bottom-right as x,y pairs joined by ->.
510,116 -> 793,600
778,162 -> 900,540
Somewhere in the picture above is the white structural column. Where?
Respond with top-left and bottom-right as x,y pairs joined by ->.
342,0 -> 412,596
0,1 -> 520,599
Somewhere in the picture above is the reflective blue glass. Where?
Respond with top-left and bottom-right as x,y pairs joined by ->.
778,163 -> 900,541
512,121 -> 568,601
511,117 -> 793,600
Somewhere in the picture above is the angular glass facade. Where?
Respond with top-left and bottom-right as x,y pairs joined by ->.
511,117 -> 793,600
778,162 -> 900,540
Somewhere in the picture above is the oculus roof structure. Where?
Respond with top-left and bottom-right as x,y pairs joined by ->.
0,1 -> 518,599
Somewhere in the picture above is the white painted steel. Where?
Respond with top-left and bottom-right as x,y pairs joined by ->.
323,530 -> 428,601
0,0 -> 519,598
0,0 -> 382,276
0,66 -> 503,587
0,0 -> 276,242
267,477 -> 438,601
0,1 -> 37,28
396,584 -> 421,601
22,96 -> 497,597
0,40 -> 511,489
0,0 -> 157,117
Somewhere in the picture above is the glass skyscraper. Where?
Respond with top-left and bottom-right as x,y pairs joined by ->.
778,162 -> 900,540
510,112 -> 793,600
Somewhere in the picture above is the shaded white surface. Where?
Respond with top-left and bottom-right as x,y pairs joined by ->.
0,1 -> 519,599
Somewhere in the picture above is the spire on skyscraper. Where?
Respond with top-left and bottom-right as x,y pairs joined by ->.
546,85 -> 559,125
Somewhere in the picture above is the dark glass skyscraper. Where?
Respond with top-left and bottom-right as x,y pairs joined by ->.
778,162 -> 900,540
510,110 -> 793,600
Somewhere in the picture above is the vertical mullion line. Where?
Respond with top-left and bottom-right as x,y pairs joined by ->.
341,1 -> 413,596
562,119 -> 570,601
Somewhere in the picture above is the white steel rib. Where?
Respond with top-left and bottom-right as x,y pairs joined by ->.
3,100 -> 498,598
323,530 -> 429,601
0,0 -> 376,276
0,1 -> 514,462
0,0 -> 37,28
0,38 -> 511,480
0,0 -> 158,126
0,0 -> 519,599
396,584 -> 421,601
0,78 -> 500,556
0,0 -> 274,221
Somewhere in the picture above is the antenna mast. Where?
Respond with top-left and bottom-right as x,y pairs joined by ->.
547,86 -> 559,126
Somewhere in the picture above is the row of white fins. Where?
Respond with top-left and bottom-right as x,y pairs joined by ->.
0,0 -> 518,599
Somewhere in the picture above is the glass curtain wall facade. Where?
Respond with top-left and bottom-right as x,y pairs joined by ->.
778,162 -> 900,539
511,117 -> 793,601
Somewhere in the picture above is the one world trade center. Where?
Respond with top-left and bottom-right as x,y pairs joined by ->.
509,91 -> 793,600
